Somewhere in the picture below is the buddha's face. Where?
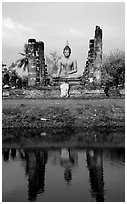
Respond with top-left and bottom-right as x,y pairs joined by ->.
64,49 -> 70,58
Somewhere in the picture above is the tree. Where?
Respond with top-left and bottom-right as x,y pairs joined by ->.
8,44 -> 29,75
102,50 -> 125,88
17,43 -> 29,72
46,51 -> 61,77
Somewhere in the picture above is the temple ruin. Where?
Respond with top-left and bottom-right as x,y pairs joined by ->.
26,26 -> 103,88
3,25 -> 125,98
83,26 -> 103,87
26,39 -> 47,86
6,25 -> 103,88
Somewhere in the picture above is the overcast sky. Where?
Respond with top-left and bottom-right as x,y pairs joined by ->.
2,2 -> 125,75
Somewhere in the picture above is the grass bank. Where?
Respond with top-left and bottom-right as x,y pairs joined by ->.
2,99 -> 125,148
2,98 -> 125,129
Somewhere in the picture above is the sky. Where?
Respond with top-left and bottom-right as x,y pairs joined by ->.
2,2 -> 125,75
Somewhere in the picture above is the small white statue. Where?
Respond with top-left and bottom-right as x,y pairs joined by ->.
60,81 -> 69,97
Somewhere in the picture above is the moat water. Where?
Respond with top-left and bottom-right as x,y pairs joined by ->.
2,146 -> 125,202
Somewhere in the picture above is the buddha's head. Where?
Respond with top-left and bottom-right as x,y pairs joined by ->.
63,42 -> 71,58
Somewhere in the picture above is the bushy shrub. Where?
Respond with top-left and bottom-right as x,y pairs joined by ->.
102,50 -> 125,88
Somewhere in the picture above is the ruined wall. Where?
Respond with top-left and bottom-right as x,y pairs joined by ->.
28,39 -> 37,87
27,39 -> 46,87
94,26 -> 103,85
83,26 -> 102,87
36,41 -> 46,84
83,39 -> 95,85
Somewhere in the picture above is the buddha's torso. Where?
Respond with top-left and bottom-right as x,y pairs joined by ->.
60,57 -> 73,77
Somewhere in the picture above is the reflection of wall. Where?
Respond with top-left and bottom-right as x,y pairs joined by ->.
86,148 -> 104,202
2,148 -> 48,201
2,147 -> 125,202
24,150 -> 48,201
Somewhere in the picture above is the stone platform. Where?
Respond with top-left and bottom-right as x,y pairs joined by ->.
52,76 -> 82,85
2,85 -> 124,99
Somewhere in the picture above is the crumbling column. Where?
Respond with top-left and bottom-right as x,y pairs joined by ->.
82,39 -> 95,86
27,39 -> 46,87
36,41 -> 45,84
27,39 -> 37,87
88,39 -> 95,83
83,26 -> 103,87
94,26 -> 102,85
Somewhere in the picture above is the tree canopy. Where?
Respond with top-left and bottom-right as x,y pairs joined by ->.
102,50 -> 125,87
46,51 -> 61,77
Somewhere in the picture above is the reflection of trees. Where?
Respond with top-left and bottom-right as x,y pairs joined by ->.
2,148 -> 48,201
10,148 -> 17,160
86,148 -> 105,202
2,148 -> 17,161
3,149 -> 10,161
104,148 -> 125,165
60,148 -> 78,185
23,150 -> 48,201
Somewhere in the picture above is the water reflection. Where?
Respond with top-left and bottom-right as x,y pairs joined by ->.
20,149 -> 48,201
3,148 -> 10,161
10,148 -> 17,160
60,148 -> 78,185
2,128 -> 125,146
2,147 -> 125,202
3,148 -> 17,162
104,148 -> 125,165
86,149 -> 104,202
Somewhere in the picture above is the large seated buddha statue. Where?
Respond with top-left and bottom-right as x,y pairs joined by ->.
56,42 -> 77,78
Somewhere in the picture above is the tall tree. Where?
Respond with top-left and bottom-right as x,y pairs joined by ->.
46,51 -> 61,77
102,50 -> 125,88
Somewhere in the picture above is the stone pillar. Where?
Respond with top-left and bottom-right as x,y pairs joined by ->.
36,52 -> 40,84
93,26 -> 102,85
88,39 -> 95,83
37,41 -> 46,85
28,57 -> 36,87
83,26 -> 102,87
83,39 -> 95,86
27,39 -> 46,87
27,39 -> 37,87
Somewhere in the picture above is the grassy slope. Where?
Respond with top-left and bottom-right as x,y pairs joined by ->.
2,99 -> 125,147
2,98 -> 125,128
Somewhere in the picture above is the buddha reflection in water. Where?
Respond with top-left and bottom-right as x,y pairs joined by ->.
60,148 -> 78,185
86,148 -> 105,202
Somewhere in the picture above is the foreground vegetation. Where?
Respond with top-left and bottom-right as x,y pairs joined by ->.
2,98 -> 125,147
